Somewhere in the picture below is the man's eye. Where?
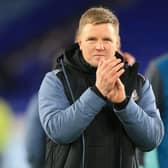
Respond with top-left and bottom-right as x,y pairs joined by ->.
104,38 -> 113,42
86,38 -> 96,41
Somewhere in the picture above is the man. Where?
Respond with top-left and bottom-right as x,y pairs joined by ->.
38,7 -> 164,168
145,54 -> 168,168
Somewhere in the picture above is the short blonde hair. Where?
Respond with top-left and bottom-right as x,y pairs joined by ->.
76,7 -> 119,38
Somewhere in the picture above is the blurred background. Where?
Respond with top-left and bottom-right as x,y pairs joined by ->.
0,0 -> 167,167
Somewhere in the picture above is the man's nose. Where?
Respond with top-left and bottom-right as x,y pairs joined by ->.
95,42 -> 105,50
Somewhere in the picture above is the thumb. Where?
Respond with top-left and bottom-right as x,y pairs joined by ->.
98,57 -> 104,67
116,79 -> 124,89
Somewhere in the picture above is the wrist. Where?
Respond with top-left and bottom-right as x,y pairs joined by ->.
91,85 -> 107,101
113,97 -> 129,110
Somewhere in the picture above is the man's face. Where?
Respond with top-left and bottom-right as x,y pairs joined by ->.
77,23 -> 119,67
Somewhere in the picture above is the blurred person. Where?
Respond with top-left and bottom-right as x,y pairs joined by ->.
0,98 -> 13,167
25,94 -> 46,168
38,7 -> 164,168
120,51 -> 136,66
118,37 -> 136,66
145,54 -> 168,168
1,114 -> 30,168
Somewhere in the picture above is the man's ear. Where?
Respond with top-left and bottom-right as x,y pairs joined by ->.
76,37 -> 82,50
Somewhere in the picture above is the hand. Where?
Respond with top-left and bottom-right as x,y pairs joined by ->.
95,57 -> 126,103
106,78 -> 126,103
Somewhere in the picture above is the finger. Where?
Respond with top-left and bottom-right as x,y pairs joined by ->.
103,69 -> 124,93
110,68 -> 125,82
101,58 -> 122,74
110,62 -> 124,74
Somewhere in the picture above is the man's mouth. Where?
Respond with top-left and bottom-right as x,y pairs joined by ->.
94,54 -> 105,57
